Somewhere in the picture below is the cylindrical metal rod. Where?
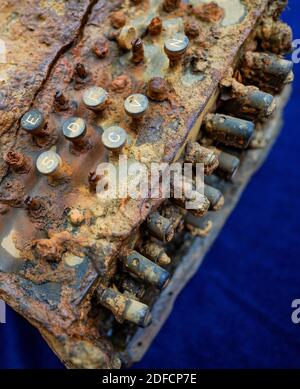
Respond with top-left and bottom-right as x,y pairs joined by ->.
204,184 -> 224,211
122,251 -> 170,289
204,113 -> 254,149
146,212 -> 175,243
185,142 -> 219,175
141,241 -> 171,267
98,287 -> 152,327
216,150 -> 240,180
242,51 -> 293,93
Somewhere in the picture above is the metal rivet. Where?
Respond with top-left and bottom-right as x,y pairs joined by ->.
163,0 -> 181,12
36,150 -> 62,176
102,126 -> 127,152
75,63 -> 87,79
21,109 -> 45,135
124,94 -> 149,118
131,38 -> 144,64
83,87 -> 108,111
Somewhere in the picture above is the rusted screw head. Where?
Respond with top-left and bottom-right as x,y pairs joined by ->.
75,63 -> 87,79
184,21 -> 200,38
24,196 -> 41,211
148,17 -> 163,36
131,38 -> 144,64
92,38 -> 109,58
110,11 -> 126,29
147,77 -> 169,101
163,0 -> 181,13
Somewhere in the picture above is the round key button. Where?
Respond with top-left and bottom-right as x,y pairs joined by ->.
83,87 -> 108,111
164,33 -> 189,66
21,109 -> 45,135
36,150 -> 62,176
102,126 -> 128,152
62,117 -> 86,141
124,94 -> 149,118
164,33 -> 189,56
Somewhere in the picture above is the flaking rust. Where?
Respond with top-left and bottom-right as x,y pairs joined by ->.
0,0 -> 294,368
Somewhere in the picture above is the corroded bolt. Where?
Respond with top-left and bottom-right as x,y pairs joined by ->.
68,208 -> 85,226
21,109 -> 45,135
141,241 -> 171,266
122,251 -> 170,289
62,117 -> 88,151
172,179 -> 210,218
92,38 -> 109,58
82,86 -> 109,111
111,74 -> 131,93
4,150 -> 32,174
184,21 -> 200,38
164,33 -> 189,67
131,38 -> 144,64
146,212 -> 175,243
185,142 -> 219,176
110,11 -> 126,29
124,93 -> 149,121
102,126 -> 128,153
54,90 -> 68,111
75,63 -> 87,79
163,0 -> 181,12
147,77 -> 169,101
148,17 -> 163,36
24,196 -> 41,211
204,113 -> 254,149
258,20 -> 292,55
192,2 -> 225,23
88,171 -> 101,192
98,287 -> 152,327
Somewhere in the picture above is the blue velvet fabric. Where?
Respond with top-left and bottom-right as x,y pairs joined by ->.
0,1 -> 299,369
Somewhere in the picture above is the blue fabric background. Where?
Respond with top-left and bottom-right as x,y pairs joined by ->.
0,1 -> 299,369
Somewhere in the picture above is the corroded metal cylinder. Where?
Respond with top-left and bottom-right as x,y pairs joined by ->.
258,20 -> 292,54
122,251 -> 170,289
141,241 -> 171,266
242,51 -> 293,94
204,185 -> 224,211
98,287 -> 152,327
146,212 -> 175,243
185,142 -> 219,175
173,192 -> 210,218
246,90 -> 274,111
204,114 -> 254,149
216,150 -> 240,180
221,80 -> 276,121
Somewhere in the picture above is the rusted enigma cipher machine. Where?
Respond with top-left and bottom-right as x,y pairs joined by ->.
0,0 -> 293,368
